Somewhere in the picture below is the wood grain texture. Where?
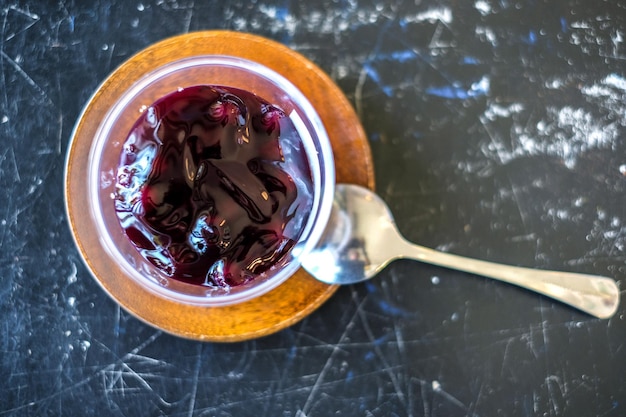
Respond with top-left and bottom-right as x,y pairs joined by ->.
65,31 -> 374,342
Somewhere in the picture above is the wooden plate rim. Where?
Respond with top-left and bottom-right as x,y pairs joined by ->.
65,31 -> 374,342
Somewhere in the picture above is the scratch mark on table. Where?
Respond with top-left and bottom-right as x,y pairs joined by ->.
432,379 -> 479,416
182,0 -> 195,33
187,344 -> 203,417
0,50 -> 53,106
354,21 -> 394,119
0,146 -> 20,183
299,292 -> 367,416
546,374 -> 567,415
353,286 -> 407,408
0,331 -> 164,415
2,5 -> 40,42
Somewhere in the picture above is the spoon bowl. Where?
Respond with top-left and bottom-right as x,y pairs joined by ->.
302,184 -> 620,319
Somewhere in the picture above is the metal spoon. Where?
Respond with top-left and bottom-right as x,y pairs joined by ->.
302,184 -> 620,319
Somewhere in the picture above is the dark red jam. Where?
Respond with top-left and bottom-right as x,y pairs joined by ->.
114,85 -> 313,288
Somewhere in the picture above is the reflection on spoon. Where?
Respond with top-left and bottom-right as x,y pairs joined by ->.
302,184 -> 620,319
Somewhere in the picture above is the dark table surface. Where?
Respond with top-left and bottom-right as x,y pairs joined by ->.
2,0 -> 626,416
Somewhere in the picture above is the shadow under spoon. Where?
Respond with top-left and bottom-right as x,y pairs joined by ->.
302,184 -> 620,319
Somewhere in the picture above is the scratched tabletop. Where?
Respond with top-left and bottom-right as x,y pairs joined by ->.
2,0 -> 626,416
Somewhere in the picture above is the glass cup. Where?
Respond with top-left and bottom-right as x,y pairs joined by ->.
85,56 -> 335,306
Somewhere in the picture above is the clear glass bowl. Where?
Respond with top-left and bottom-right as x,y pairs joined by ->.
86,56 -> 335,306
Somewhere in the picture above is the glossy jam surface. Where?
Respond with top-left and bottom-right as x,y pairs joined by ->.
114,85 -> 313,288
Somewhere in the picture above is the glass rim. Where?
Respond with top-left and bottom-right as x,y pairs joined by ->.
86,55 -> 336,306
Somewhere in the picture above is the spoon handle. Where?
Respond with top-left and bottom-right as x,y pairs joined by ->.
399,239 -> 620,319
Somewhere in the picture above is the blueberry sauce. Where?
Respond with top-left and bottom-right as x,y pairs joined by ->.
114,85 -> 313,288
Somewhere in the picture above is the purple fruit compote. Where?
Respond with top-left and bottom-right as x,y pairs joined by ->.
113,85 -> 314,289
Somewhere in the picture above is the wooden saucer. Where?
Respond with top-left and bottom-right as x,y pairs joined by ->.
65,31 -> 374,342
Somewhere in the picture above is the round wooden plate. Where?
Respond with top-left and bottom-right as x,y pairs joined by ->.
65,31 -> 374,342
